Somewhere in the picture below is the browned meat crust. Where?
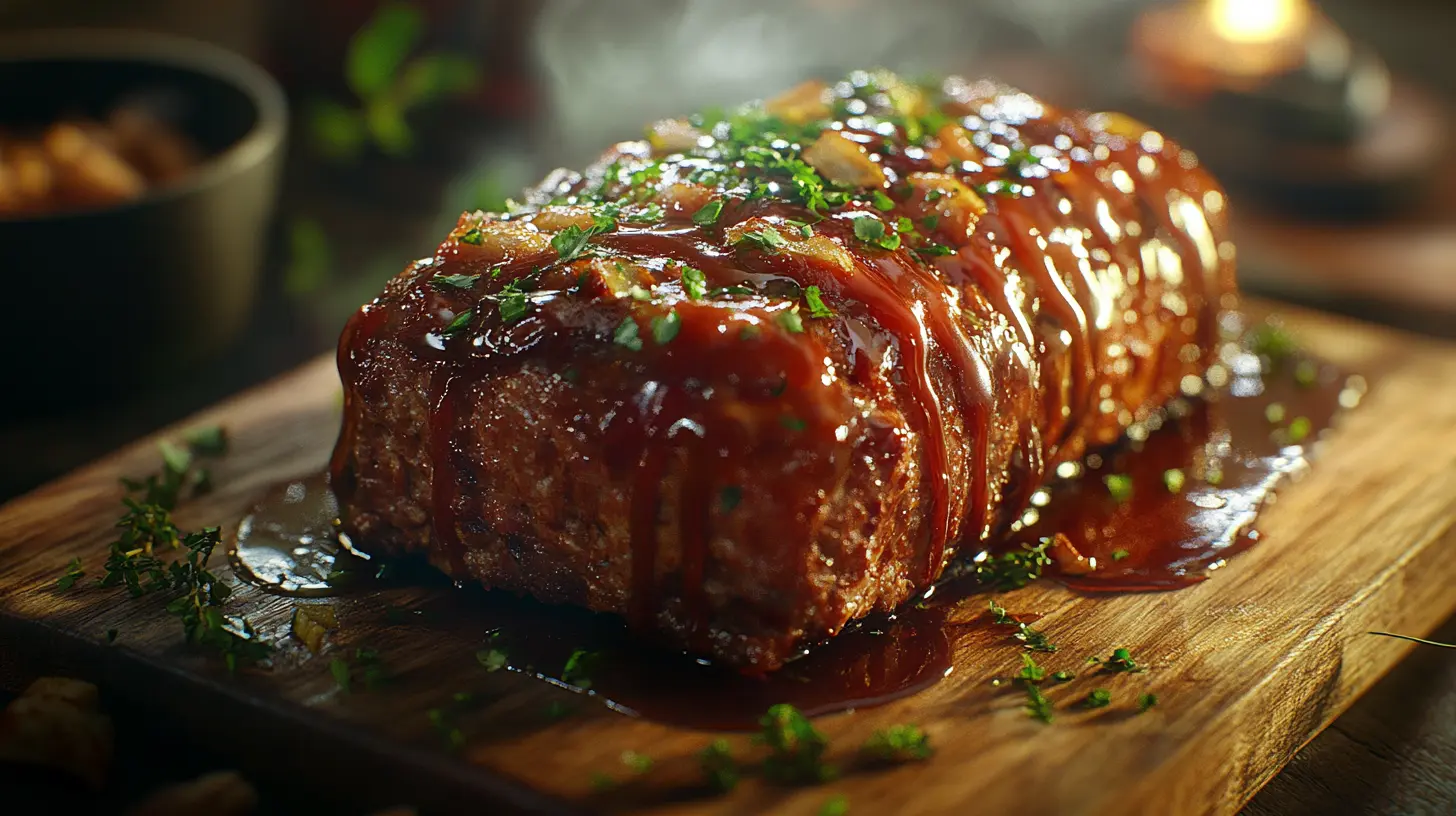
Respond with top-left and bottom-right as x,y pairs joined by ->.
330,72 -> 1236,671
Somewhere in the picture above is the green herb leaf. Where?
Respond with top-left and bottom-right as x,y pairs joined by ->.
614,316 -> 643,351
431,273 -> 481,291
1294,359 -> 1319,388
476,648 -> 508,672
719,486 -> 743,513
871,190 -> 895,211
1017,653 -> 1046,684
861,724 -> 932,762
804,286 -> 835,319
457,227 -> 485,246
699,739 -> 739,792
1104,474 -> 1133,503
1097,647 -> 1145,674
1111,549 -> 1130,561
184,426 -> 229,457
915,243 -> 955,257
1137,692 -> 1158,713
1162,468 -> 1186,494
552,216 -> 615,262
1051,670 -> 1075,682
777,309 -> 805,334
1081,688 -> 1112,709
330,657 -> 352,693
441,309 -> 474,336
1023,681 -> 1054,723
819,794 -> 849,816
652,311 -> 681,345
1287,416 -> 1312,444
733,226 -> 790,254
1249,322 -> 1298,362
757,704 -> 835,784
970,538 -> 1055,592
621,750 -> 654,774
56,557 -> 85,591
680,266 -> 709,300
561,649 -> 600,690
692,199 -> 725,227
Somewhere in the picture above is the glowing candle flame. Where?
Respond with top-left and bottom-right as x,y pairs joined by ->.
1207,0 -> 1312,45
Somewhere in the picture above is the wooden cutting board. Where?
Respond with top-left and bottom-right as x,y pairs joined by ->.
2,300 -> 1454,816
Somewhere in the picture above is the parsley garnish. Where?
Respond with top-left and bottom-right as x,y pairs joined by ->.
692,199 -> 724,226
1091,647 -> 1145,673
699,739 -> 739,792
476,647 -> 508,672
861,725 -> 932,762
1111,549 -> 1130,561
987,599 -> 1057,652
1249,322 -> 1298,362
1104,474 -> 1133,503
184,425 -> 228,457
1163,468 -> 1185,494
719,486 -> 743,513
1137,692 -> 1158,713
441,309 -> 473,336
970,538 -> 1054,591
458,227 -> 485,246
497,279 -> 531,323
551,214 -> 615,262
681,266 -> 708,300
614,317 -> 643,351
330,657 -> 352,693
561,649 -> 600,690
851,216 -> 900,251
621,750 -> 653,773
734,226 -> 790,253
871,190 -> 895,211
915,243 -> 955,257
803,285 -> 835,318
1051,670 -> 1075,682
652,311 -> 681,345
757,704 -> 836,784
57,558 -> 84,591
777,309 -> 805,334
1081,689 -> 1112,709
819,794 -> 849,816
1294,359 -> 1319,388
1017,653 -> 1046,683
1023,681 -> 1054,723
431,273 -> 480,291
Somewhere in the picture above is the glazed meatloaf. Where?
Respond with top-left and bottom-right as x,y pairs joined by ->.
330,71 -> 1236,672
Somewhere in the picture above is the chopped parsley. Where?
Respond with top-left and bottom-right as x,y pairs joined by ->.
1111,549 -> 1130,562
1091,647 -> 1145,674
681,266 -> 708,300
1104,474 -> 1134,503
458,227 -> 485,246
1017,653 -> 1047,683
330,657 -> 352,693
777,308 -> 805,334
861,725 -> 932,762
757,704 -> 836,784
692,199 -> 725,226
561,649 -> 600,690
719,485 -> 743,513
915,243 -> 955,257
551,214 -> 615,262
734,225 -> 790,253
498,280 -> 530,323
804,285 -> 835,318
431,273 -> 480,291
1137,692 -> 1159,713
441,309 -> 474,336
1081,689 -> 1112,709
1163,468 -> 1186,494
699,739 -> 739,792
1051,670 -> 1075,682
651,311 -> 681,345
970,538 -> 1054,591
871,189 -> 895,211
987,599 -> 1057,652
819,794 -> 849,816
1023,681 -> 1054,724
56,558 -> 84,591
1265,403 -> 1286,424
621,750 -> 653,773
476,647 -> 508,672
851,216 -> 900,251
613,317 -> 643,351
1248,322 -> 1298,362
1287,416 -> 1312,444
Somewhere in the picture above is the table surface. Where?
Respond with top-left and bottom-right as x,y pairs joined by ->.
1,1 -> 1453,813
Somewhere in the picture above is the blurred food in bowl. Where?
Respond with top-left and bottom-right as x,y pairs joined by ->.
0,105 -> 202,216
0,30 -> 285,413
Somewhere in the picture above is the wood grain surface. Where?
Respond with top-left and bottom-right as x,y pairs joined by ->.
1,300 -> 1454,816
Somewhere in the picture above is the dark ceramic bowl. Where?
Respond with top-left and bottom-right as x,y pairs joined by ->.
0,30 -> 286,407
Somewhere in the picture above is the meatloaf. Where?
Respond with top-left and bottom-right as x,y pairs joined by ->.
330,71 -> 1236,672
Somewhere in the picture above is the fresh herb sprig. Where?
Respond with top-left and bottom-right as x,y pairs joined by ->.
757,704 -> 836,784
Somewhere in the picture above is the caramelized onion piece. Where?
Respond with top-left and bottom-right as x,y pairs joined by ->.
803,131 -> 886,189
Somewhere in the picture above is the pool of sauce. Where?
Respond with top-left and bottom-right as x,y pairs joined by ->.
232,341 -> 1360,730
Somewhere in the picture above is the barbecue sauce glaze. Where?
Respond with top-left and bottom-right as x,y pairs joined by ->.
329,72 -> 1248,672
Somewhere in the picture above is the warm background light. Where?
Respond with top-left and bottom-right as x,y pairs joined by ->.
1207,0 -> 1312,45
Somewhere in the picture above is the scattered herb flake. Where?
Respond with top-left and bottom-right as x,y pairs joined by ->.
1111,549 -> 1130,562
441,309 -> 474,336
777,308 -> 805,334
1081,688 -> 1112,709
692,199 -> 725,227
804,285 -> 835,319
819,794 -> 849,816
1104,474 -> 1133,503
699,739 -> 739,792
476,648 -> 508,672
971,538 -> 1054,591
184,426 -> 228,457
1294,359 -> 1319,388
871,190 -> 895,211
1023,681 -> 1054,724
330,657 -> 352,693
457,227 -> 485,246
1163,468 -> 1186,494
651,311 -> 681,345
431,273 -> 480,291
613,316 -> 644,351
1017,653 -> 1046,684
719,486 -> 743,513
681,266 -> 708,300
1138,692 -> 1159,713
1249,322 -> 1298,362
57,558 -> 85,591
734,225 -> 790,254
1051,670 -> 1075,682
757,704 -> 836,784
915,243 -> 955,257
552,216 -> 614,262
862,725 -> 932,762
1098,647 -> 1145,674
621,750 -> 653,774
561,649 -> 600,690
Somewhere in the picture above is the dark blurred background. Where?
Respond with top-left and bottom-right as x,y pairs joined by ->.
0,0 -> 1452,813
